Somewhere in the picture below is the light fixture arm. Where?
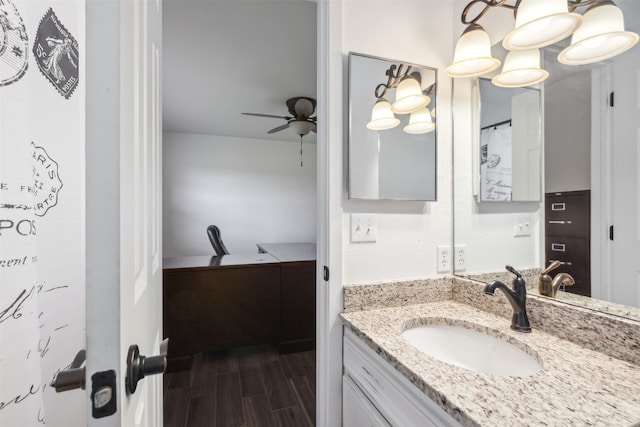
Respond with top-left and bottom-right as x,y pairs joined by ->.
460,0 -> 602,25
374,63 -> 413,100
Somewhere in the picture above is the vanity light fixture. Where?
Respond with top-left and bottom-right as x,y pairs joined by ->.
366,63 -> 434,133
502,0 -> 582,50
446,23 -> 502,78
492,48 -> 549,87
558,0 -> 639,64
447,0 -> 638,86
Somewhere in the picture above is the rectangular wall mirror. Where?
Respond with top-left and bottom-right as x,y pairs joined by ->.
348,52 -> 437,201
453,25 -> 640,323
476,78 -> 541,202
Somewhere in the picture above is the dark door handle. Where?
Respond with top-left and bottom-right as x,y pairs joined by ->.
125,341 -> 167,395
51,349 -> 86,392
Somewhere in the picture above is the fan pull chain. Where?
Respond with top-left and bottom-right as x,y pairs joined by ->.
300,136 -> 303,167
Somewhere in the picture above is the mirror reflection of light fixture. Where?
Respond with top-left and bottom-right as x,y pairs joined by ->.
492,48 -> 549,87
558,0 -> 639,65
502,0 -> 582,50
366,98 -> 400,130
445,24 -> 501,78
448,0 -> 638,87
404,108 -> 436,134
366,62 -> 435,133
391,75 -> 430,114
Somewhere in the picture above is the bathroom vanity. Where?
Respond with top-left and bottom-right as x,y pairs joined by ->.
341,277 -> 640,426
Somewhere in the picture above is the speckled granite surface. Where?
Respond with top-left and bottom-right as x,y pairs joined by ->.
462,269 -> 640,322
343,277 -> 453,312
342,277 -> 640,426
341,301 -> 640,427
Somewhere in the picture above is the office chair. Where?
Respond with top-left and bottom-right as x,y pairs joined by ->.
207,225 -> 229,256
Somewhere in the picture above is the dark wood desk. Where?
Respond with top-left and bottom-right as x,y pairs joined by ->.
163,244 -> 316,363
163,254 -> 281,365
258,242 -> 316,353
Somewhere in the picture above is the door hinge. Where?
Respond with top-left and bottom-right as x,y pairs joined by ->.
609,225 -> 614,241
323,265 -> 329,281
609,91 -> 615,107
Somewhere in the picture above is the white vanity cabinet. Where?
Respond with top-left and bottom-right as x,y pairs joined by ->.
343,328 -> 461,427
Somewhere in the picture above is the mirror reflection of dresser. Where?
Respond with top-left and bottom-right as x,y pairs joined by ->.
545,191 -> 590,297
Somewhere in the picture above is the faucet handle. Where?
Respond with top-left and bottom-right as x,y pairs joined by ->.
542,260 -> 562,275
505,265 -> 521,278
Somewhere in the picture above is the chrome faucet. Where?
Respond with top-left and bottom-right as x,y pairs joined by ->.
484,265 -> 531,333
538,260 -> 575,298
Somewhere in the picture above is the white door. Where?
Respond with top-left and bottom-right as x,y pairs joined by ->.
85,0 -> 163,425
609,33 -> 640,307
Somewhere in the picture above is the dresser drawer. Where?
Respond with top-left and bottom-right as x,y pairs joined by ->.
545,191 -> 590,236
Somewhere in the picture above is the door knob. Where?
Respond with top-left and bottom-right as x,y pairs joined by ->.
51,349 -> 86,392
125,344 -> 167,395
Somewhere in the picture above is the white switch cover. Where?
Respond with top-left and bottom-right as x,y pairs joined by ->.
513,215 -> 531,237
350,214 -> 377,243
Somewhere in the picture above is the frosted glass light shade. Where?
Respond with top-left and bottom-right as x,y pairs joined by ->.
503,0 -> 582,50
558,2 -> 639,65
492,49 -> 549,88
366,99 -> 400,130
288,120 -> 315,136
404,109 -> 435,134
391,76 -> 430,114
446,25 -> 501,78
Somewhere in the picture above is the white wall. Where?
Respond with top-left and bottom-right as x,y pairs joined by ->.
545,69 -> 591,193
341,0 -> 455,284
163,132 -> 317,256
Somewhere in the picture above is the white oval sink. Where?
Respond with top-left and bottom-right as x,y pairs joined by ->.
401,324 -> 542,377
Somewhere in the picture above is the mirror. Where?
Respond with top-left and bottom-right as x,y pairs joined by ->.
348,52 -> 437,201
477,78 -> 541,202
453,33 -> 640,322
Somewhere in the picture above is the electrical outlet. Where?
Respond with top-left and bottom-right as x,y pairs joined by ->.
513,215 -> 531,237
455,245 -> 466,271
350,214 -> 377,243
437,246 -> 451,273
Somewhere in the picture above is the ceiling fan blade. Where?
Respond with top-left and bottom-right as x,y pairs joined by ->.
267,123 -> 290,134
242,112 -> 292,120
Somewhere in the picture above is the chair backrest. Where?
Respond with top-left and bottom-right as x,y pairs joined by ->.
207,225 -> 229,256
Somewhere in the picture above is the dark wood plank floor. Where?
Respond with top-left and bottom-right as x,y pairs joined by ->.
163,346 -> 316,427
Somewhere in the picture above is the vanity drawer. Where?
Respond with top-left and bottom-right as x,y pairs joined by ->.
343,329 -> 460,427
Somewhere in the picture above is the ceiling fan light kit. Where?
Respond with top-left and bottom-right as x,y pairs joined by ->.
447,0 -> 639,87
242,96 -> 317,166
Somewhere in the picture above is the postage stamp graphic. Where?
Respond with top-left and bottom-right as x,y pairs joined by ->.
32,8 -> 79,99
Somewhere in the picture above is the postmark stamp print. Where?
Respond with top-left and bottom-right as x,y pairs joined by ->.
31,142 -> 63,217
32,8 -> 79,99
0,0 -> 29,86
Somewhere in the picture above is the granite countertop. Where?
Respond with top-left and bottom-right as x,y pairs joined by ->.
341,300 -> 640,427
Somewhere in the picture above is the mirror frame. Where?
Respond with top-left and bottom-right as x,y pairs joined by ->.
347,52 -> 438,201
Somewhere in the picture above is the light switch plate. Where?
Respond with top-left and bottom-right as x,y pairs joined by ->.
513,215 -> 531,237
350,214 -> 377,243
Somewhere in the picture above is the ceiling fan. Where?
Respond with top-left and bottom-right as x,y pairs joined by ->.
242,97 -> 317,137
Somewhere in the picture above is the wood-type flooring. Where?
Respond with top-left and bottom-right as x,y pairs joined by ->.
163,346 -> 316,427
